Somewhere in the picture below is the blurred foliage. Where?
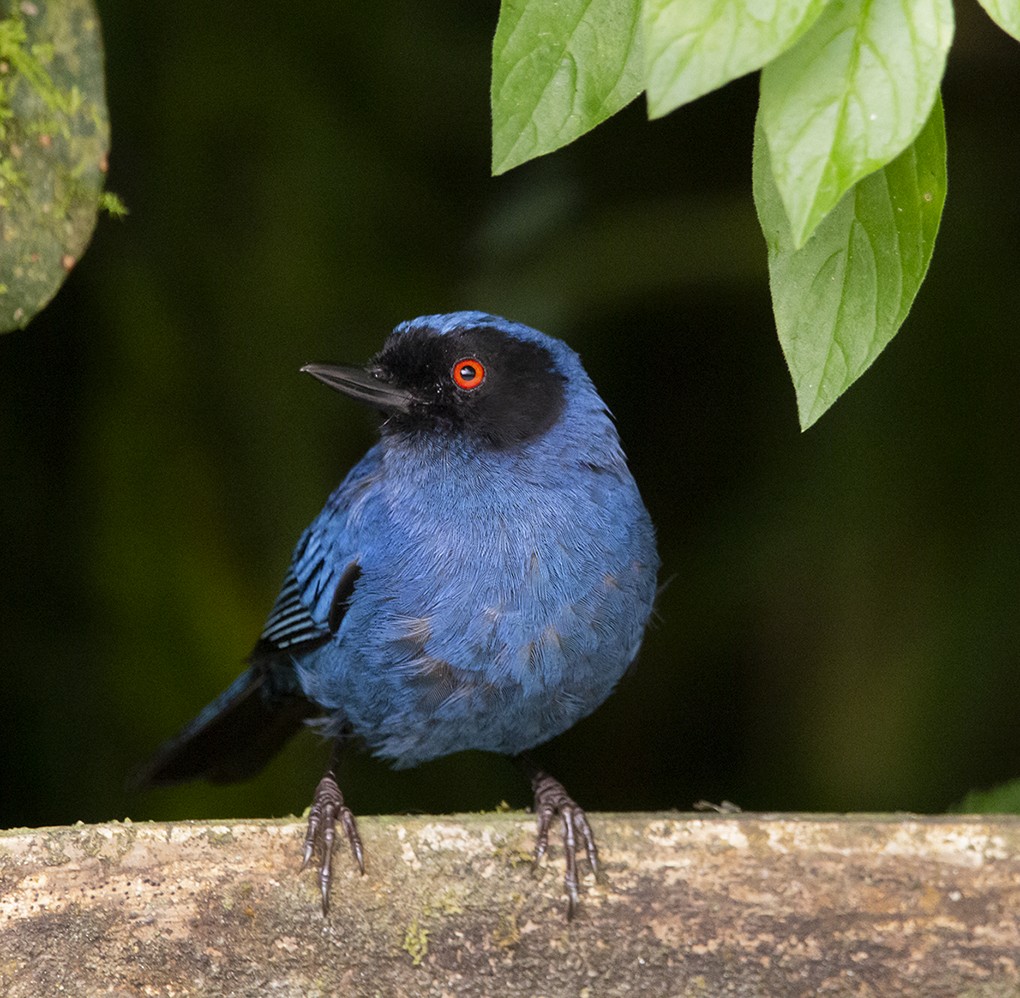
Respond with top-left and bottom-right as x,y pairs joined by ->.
2,1 -> 1020,832
0,0 -> 110,332
956,777 -> 1020,814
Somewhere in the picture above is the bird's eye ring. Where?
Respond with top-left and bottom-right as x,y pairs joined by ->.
452,358 -> 486,390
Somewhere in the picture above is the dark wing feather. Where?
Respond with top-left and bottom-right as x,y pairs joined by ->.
132,560 -> 362,788
129,658 -> 317,787
257,568 -> 333,650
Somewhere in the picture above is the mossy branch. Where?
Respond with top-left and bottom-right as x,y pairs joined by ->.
3,813 -> 1020,996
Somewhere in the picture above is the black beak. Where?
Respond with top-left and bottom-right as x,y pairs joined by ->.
301,363 -> 416,414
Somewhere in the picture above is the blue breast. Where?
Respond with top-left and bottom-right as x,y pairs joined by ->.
286,391 -> 658,768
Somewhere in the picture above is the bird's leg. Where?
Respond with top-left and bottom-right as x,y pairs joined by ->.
517,755 -> 599,919
301,746 -> 364,915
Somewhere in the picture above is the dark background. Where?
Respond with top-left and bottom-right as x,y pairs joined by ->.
3,2 -> 1019,830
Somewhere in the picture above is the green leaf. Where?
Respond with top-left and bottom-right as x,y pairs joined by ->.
760,0 -> 953,248
976,0 -> 1020,41
491,0 -> 643,175
753,94 -> 946,430
643,0 -> 828,119
0,0 -> 110,333
956,777 -> 1020,815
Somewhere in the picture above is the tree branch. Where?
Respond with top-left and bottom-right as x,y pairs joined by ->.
3,813 -> 1020,995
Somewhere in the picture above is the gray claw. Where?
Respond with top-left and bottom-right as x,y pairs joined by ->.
530,770 -> 599,919
301,772 -> 364,915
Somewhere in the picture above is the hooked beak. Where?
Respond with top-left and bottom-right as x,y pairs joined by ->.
301,363 -> 416,414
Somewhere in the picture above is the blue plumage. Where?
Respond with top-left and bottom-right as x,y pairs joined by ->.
138,311 -> 658,916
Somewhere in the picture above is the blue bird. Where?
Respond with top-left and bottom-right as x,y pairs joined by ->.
136,311 -> 659,916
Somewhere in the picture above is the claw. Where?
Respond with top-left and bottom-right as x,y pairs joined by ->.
529,769 -> 599,919
301,772 -> 364,915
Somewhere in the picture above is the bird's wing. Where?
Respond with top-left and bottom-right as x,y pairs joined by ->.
253,557 -> 362,655
254,442 -> 384,655
255,566 -> 333,651
132,550 -> 361,788
133,448 -> 384,788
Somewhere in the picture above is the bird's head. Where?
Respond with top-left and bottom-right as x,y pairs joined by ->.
302,312 -> 589,451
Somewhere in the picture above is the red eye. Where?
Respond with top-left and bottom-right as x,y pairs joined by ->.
452,358 -> 485,390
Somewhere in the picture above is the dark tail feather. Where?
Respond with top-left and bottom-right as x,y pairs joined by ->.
130,663 -> 318,789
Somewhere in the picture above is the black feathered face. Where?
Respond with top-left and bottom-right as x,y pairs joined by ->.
368,324 -> 567,449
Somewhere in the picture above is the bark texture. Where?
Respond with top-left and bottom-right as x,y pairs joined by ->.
3,813 -> 1020,996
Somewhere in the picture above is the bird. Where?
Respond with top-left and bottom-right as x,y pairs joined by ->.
134,311 -> 659,917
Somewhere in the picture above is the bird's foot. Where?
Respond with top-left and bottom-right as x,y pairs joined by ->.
300,771 -> 364,914
530,769 -> 599,919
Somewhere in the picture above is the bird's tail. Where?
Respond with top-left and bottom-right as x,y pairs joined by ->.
130,661 -> 318,789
